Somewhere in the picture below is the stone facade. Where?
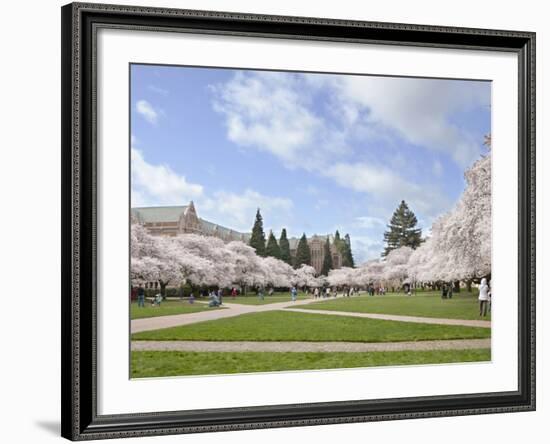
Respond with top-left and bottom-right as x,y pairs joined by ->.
294,235 -> 342,273
131,201 -> 251,243
131,201 -> 344,274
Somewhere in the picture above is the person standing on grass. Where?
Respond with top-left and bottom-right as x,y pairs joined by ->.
487,281 -> 493,313
231,287 -> 237,299
314,287 -> 319,298
291,286 -> 298,302
217,288 -> 223,305
441,283 -> 448,299
137,284 -> 145,308
478,277 -> 490,317
153,292 -> 162,306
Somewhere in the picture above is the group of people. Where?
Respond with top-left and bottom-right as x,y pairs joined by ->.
135,283 -> 162,307
441,283 -> 454,299
311,287 -> 336,299
367,285 -> 386,296
133,278 -> 492,317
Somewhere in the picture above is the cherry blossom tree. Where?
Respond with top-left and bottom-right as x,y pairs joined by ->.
226,241 -> 265,293
261,256 -> 294,288
383,246 -> 413,288
327,267 -> 355,288
404,149 -> 491,289
293,264 -> 321,289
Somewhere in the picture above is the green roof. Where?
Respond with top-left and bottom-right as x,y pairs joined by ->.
131,205 -> 250,241
131,206 -> 187,223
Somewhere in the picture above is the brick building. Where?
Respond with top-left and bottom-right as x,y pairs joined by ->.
131,201 -> 344,274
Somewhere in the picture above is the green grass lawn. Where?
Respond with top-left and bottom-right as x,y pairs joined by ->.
130,300 -> 223,320
224,292 -> 310,305
132,310 -> 491,342
131,348 -> 491,377
297,290 -> 491,321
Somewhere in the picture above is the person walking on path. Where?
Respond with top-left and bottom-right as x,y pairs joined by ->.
478,278 -> 490,317
290,286 -> 298,302
137,284 -> 145,308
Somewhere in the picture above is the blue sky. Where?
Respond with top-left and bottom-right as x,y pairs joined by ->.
130,64 -> 491,263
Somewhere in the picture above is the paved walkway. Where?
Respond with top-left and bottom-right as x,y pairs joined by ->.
131,298 -> 317,333
285,308 -> 491,328
132,296 -> 491,333
132,338 -> 491,352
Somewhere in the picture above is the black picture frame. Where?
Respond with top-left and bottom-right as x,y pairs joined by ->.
61,2 -> 536,440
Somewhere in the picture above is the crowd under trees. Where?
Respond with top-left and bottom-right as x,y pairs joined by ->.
131,140 -> 491,295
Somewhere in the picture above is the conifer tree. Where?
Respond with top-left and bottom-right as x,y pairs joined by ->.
333,230 -> 354,268
294,233 -> 311,268
279,228 -> 292,265
341,233 -> 355,267
382,200 -> 422,257
249,209 -> 266,256
265,230 -> 281,259
321,236 -> 334,276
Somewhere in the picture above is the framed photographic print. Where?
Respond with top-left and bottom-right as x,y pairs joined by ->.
61,2 -> 536,440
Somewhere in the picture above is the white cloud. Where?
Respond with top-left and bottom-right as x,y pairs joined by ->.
212,72 -> 489,170
321,75 -> 490,167
148,85 -> 169,96
304,185 -> 319,196
131,148 -> 203,206
211,72 -> 348,170
136,99 -> 160,125
201,189 -> 293,232
432,159 -> 444,177
210,71 -> 487,224
354,216 -> 386,230
349,235 -> 385,263
324,161 -> 450,219
131,148 -> 293,232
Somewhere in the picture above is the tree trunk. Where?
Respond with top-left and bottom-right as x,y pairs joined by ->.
453,280 -> 460,292
466,280 -> 472,293
160,281 -> 167,299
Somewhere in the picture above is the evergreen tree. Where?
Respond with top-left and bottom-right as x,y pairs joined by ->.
341,233 -> 355,267
294,233 -> 311,268
279,228 -> 292,265
249,209 -> 266,256
265,230 -> 281,259
382,200 -> 422,257
334,230 -> 342,245
321,237 -> 334,276
333,230 -> 354,268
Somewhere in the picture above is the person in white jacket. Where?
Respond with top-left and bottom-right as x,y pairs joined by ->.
478,278 -> 490,317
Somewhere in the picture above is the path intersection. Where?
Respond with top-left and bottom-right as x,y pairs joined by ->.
131,294 -> 491,353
